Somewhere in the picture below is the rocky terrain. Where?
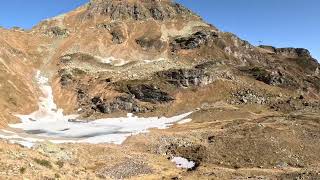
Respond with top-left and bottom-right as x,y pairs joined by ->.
0,0 -> 320,179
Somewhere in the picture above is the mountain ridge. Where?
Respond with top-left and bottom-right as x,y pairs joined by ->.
0,1 -> 319,179
0,0 -> 319,123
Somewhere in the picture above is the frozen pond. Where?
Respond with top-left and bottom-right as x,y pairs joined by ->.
0,71 -> 192,148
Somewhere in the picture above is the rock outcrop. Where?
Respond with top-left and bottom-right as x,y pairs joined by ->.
85,0 -> 196,21
157,68 -> 213,88
127,84 -> 174,103
259,45 -> 313,58
45,26 -> 69,37
170,30 -> 218,51
91,95 -> 147,114
136,36 -> 165,52
241,67 -> 297,87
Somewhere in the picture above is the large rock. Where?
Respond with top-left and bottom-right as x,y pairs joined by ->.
170,30 -> 218,51
127,84 -> 174,103
90,95 -> 149,114
157,68 -> 213,88
86,0 -> 195,21
136,36 -> 165,52
58,69 -> 73,86
45,26 -> 69,37
241,67 -> 298,87
97,22 -> 127,44
243,67 -> 282,85
259,45 -> 313,58
111,30 -> 126,44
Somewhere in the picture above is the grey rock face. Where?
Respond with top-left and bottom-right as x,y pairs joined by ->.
259,45 -> 312,58
241,67 -> 297,87
111,30 -> 126,44
96,22 -> 127,44
135,36 -> 165,52
170,30 -> 218,51
82,83 -> 175,115
132,4 -> 147,20
258,45 -> 277,52
149,6 -> 164,20
58,69 -> 73,86
90,95 -> 148,114
127,84 -> 174,103
91,96 -> 111,113
276,48 -> 311,58
157,68 -> 213,88
46,26 -> 69,37
112,96 -> 138,112
86,0 -> 194,21
315,67 -> 320,76
231,89 -> 269,105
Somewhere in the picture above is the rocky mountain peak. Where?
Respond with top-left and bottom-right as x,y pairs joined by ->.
85,0 -> 196,21
1,1 -> 320,179
259,45 -> 313,59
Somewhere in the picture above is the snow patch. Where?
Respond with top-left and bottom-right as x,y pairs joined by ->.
0,71 -> 193,148
143,58 -> 165,64
177,118 -> 192,124
9,140 -> 35,149
96,56 -> 130,67
96,56 -> 166,66
171,157 -> 195,169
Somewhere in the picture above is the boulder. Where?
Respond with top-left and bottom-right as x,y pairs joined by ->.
231,89 -> 269,105
259,45 -> 313,58
170,30 -> 218,51
58,69 -> 73,86
157,68 -> 213,88
111,30 -> 126,44
136,36 -> 165,52
276,48 -> 312,58
46,26 -> 69,37
127,84 -> 174,103
242,67 -> 296,87
97,22 -> 126,44
90,95 -> 150,114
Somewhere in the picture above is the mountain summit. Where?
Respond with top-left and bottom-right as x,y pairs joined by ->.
0,1 -> 319,179
85,0 -> 195,21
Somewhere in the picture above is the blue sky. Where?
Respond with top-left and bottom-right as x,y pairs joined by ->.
0,0 -> 319,60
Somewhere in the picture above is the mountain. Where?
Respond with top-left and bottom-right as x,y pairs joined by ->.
0,0 -> 319,179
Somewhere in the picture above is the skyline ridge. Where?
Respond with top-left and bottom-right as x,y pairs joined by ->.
0,0 -> 318,60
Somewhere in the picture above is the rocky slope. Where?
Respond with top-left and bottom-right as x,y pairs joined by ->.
0,0 -> 320,179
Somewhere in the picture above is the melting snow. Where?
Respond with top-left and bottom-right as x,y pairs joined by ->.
143,58 -> 165,63
96,56 -> 166,66
171,157 -> 195,169
177,118 -> 192,124
96,56 -> 130,66
0,71 -> 192,148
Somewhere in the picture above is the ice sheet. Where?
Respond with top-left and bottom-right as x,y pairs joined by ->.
0,71 -> 192,148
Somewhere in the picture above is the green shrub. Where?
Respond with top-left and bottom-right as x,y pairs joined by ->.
56,160 -> 64,168
33,158 -> 52,168
19,167 -> 26,174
